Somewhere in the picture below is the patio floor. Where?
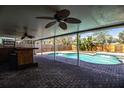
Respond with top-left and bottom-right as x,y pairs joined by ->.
0,55 -> 124,88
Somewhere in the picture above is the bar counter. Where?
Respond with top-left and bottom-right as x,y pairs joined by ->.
0,47 -> 38,70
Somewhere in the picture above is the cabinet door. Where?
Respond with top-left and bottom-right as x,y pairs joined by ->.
18,50 -> 33,65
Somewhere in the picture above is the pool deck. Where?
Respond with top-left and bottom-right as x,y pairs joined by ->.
35,55 -> 124,77
0,54 -> 124,87
34,55 -> 124,87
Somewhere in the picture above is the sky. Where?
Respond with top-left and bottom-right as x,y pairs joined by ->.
107,27 -> 124,37
80,27 -> 124,38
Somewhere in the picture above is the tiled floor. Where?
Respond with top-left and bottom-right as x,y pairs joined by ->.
0,55 -> 124,88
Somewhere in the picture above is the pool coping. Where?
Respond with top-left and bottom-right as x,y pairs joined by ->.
43,52 -> 123,65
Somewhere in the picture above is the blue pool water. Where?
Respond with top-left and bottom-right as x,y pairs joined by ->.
48,53 -> 121,65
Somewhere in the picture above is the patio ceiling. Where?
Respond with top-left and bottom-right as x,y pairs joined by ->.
0,5 -> 124,39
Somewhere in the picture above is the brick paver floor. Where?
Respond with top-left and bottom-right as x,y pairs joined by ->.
0,55 -> 124,88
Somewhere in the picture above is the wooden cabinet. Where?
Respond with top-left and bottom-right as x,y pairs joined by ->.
17,49 -> 33,65
0,48 -> 38,70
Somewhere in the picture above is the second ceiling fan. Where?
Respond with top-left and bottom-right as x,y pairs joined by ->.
21,26 -> 35,40
35,9 -> 81,30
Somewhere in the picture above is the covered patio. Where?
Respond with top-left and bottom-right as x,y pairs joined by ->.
0,5 -> 124,88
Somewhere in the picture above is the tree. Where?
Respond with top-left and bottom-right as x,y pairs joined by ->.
93,31 -> 114,44
72,34 -> 81,46
106,35 -> 113,44
93,31 -> 108,44
79,36 -> 95,51
118,31 -> 124,43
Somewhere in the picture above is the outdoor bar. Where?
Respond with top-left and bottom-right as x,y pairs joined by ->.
0,47 -> 38,70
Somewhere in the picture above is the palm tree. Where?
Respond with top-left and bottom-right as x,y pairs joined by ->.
79,36 -> 95,51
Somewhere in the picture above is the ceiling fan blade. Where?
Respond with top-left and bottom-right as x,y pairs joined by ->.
59,22 -> 67,30
21,35 -> 25,40
64,17 -> 81,24
57,9 -> 70,18
35,16 -> 55,20
45,21 -> 56,28
27,35 -> 35,39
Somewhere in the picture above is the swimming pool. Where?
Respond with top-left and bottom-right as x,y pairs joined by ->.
48,53 -> 121,65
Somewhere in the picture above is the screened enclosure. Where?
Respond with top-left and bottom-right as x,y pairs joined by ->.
35,24 -> 124,65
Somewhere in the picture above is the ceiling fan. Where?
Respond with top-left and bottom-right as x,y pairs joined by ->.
35,9 -> 81,30
21,26 -> 35,40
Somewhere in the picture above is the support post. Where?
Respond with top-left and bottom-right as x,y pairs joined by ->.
41,40 -> 42,55
77,33 -> 80,66
54,37 -> 56,62
54,26 -> 57,62
77,24 -> 80,66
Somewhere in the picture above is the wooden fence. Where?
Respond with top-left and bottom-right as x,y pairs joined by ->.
72,44 -> 124,53
39,44 -> 124,53
42,44 -> 72,52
